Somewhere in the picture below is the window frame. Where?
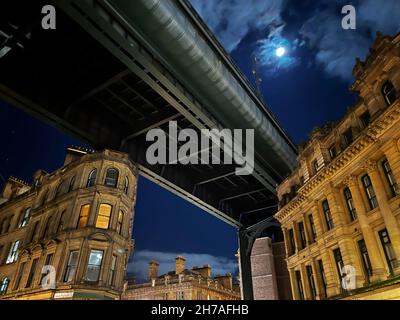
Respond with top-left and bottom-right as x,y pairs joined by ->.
64,250 -> 79,283
382,159 -> 398,198
362,174 -> 378,210
343,187 -> 357,221
96,204 -> 112,230
85,249 -> 104,282
19,207 -> 31,228
86,169 -> 97,188
77,204 -> 90,229
104,168 -> 119,188
0,277 -> 10,295
322,200 -> 334,231
6,239 -> 20,264
382,80 -> 397,106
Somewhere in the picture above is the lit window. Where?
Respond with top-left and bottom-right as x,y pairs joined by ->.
105,168 -> 119,188
6,240 -> 20,264
96,204 -> 112,229
343,187 -> 357,221
86,250 -> 104,282
0,277 -> 10,295
87,169 -> 97,187
77,204 -> 90,228
382,81 -> 397,106
362,175 -> 378,210
382,159 -> 398,197
19,207 -> 31,228
322,200 -> 334,230
64,251 -> 79,282
108,255 -> 117,286
117,210 -> 124,235
26,258 -> 38,288
124,177 -> 129,195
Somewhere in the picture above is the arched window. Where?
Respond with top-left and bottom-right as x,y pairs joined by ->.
382,81 -> 397,106
105,168 -> 119,188
0,277 -> 10,295
77,204 -> 90,228
96,204 -> 112,229
124,177 -> 129,195
68,176 -> 75,192
87,169 -> 97,188
117,210 -> 124,235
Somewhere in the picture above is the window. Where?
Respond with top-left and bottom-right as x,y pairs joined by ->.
300,176 -> 305,186
360,111 -> 371,128
87,169 -> 97,187
379,229 -> 397,274
295,270 -> 304,300
306,265 -> 316,300
64,251 -> 79,282
358,239 -> 372,281
0,277 -> 10,295
382,80 -> 397,106
312,160 -> 319,174
6,240 -> 20,264
40,253 -> 54,285
117,210 -> 124,235
308,214 -> 316,242
322,200 -> 334,231
288,229 -> 296,255
343,187 -> 357,221
43,215 -> 54,239
77,204 -> 90,228
14,262 -> 26,289
55,182 -> 64,198
382,159 -> 398,197
124,177 -> 129,195
343,128 -> 353,146
108,255 -> 117,286
86,250 -> 104,282
28,221 -> 39,243
57,210 -> 66,233
298,222 -> 307,249
19,207 -> 31,228
26,258 -> 38,288
68,176 -> 75,192
96,204 -> 112,229
176,291 -> 185,300
333,248 -> 345,292
329,144 -> 337,159
318,259 -> 327,298
362,174 -> 378,210
105,168 -> 119,188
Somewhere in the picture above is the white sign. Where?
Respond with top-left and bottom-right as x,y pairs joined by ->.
54,292 -> 74,299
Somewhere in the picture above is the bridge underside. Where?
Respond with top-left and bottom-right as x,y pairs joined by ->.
0,0 -> 295,230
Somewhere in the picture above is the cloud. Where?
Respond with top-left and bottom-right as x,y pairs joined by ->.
128,250 -> 238,283
299,0 -> 400,81
190,0 -> 287,52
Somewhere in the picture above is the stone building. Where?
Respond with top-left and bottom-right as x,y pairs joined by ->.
0,147 -> 138,300
275,32 -> 400,300
122,256 -> 240,300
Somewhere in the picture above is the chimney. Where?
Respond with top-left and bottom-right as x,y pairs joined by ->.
192,265 -> 212,279
148,260 -> 159,281
214,273 -> 233,290
175,256 -> 186,274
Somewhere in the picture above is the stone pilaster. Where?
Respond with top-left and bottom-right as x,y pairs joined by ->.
344,175 -> 387,281
364,160 -> 400,274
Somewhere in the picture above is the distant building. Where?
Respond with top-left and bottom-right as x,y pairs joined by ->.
122,256 -> 240,300
275,33 -> 400,300
0,147 -> 137,300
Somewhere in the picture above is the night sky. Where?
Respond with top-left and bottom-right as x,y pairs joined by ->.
1,0 -> 399,282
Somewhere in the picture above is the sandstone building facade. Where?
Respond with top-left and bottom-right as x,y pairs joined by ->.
122,256 -> 240,300
0,147 -> 137,300
275,33 -> 400,300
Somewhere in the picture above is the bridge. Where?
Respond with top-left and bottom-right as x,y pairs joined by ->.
0,0 -> 298,299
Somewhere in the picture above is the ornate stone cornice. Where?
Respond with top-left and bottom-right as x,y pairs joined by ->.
361,159 -> 378,173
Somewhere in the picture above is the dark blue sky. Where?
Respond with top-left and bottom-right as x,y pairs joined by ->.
1,0 -> 399,281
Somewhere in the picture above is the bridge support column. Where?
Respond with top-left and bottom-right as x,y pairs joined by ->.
238,228 -> 254,300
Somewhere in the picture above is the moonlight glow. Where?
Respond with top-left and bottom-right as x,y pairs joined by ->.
276,47 -> 286,57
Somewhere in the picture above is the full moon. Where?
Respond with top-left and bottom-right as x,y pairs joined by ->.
276,47 -> 286,57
